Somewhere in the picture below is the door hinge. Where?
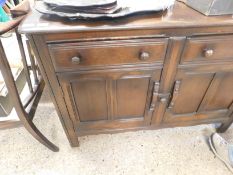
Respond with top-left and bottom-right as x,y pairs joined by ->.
58,82 -> 65,98
149,82 -> 171,111
168,80 -> 182,109
60,89 -> 65,98
149,82 -> 160,111
158,93 -> 171,104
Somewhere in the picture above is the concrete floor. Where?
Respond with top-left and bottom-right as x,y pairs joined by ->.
0,87 -> 233,175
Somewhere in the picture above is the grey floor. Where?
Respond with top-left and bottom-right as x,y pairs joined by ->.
0,87 -> 233,175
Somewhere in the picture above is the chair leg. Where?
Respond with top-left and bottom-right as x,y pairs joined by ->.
15,31 -> 33,93
23,117 -> 59,152
0,40 -> 59,152
217,116 -> 233,133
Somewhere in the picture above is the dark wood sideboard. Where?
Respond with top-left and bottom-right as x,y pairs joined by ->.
19,1 -> 233,147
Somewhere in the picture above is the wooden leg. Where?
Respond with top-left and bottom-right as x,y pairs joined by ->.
23,118 -> 59,152
28,35 -> 80,148
217,121 -> 233,133
217,114 -> 233,133
0,40 -> 59,152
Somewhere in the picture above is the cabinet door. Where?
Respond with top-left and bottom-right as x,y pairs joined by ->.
58,68 -> 161,135
163,65 -> 233,123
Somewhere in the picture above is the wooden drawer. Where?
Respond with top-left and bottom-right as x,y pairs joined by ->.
48,38 -> 168,72
181,35 -> 233,63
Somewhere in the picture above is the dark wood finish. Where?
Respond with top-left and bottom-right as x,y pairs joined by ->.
163,64 -> 233,124
181,35 -> 233,63
48,39 -> 167,72
18,2 -> 233,36
29,35 -> 80,147
151,37 -> 186,125
58,67 -> 162,134
168,80 -> 181,109
19,1 -> 233,147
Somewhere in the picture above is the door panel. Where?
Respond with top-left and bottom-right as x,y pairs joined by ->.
58,67 -> 162,132
164,66 -> 233,123
115,77 -> 150,119
199,72 -> 233,111
71,79 -> 108,122
172,73 -> 213,114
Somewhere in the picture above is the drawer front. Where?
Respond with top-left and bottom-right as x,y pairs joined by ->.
48,38 -> 168,72
181,35 -> 233,63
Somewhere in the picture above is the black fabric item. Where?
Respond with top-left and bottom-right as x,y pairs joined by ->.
13,0 -> 20,5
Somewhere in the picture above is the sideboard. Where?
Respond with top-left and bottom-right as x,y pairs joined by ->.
19,1 -> 233,147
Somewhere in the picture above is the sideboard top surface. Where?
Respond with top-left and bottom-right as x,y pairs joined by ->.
19,1 -> 233,34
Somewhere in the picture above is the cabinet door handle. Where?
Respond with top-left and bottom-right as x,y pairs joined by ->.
139,51 -> 150,61
71,56 -> 81,64
204,49 -> 214,58
168,80 -> 181,109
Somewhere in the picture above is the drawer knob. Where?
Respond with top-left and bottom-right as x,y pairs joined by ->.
71,56 -> 81,64
139,51 -> 150,60
204,49 -> 214,58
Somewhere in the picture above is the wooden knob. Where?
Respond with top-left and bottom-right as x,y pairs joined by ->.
139,51 -> 150,60
71,56 -> 81,64
204,49 -> 214,58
